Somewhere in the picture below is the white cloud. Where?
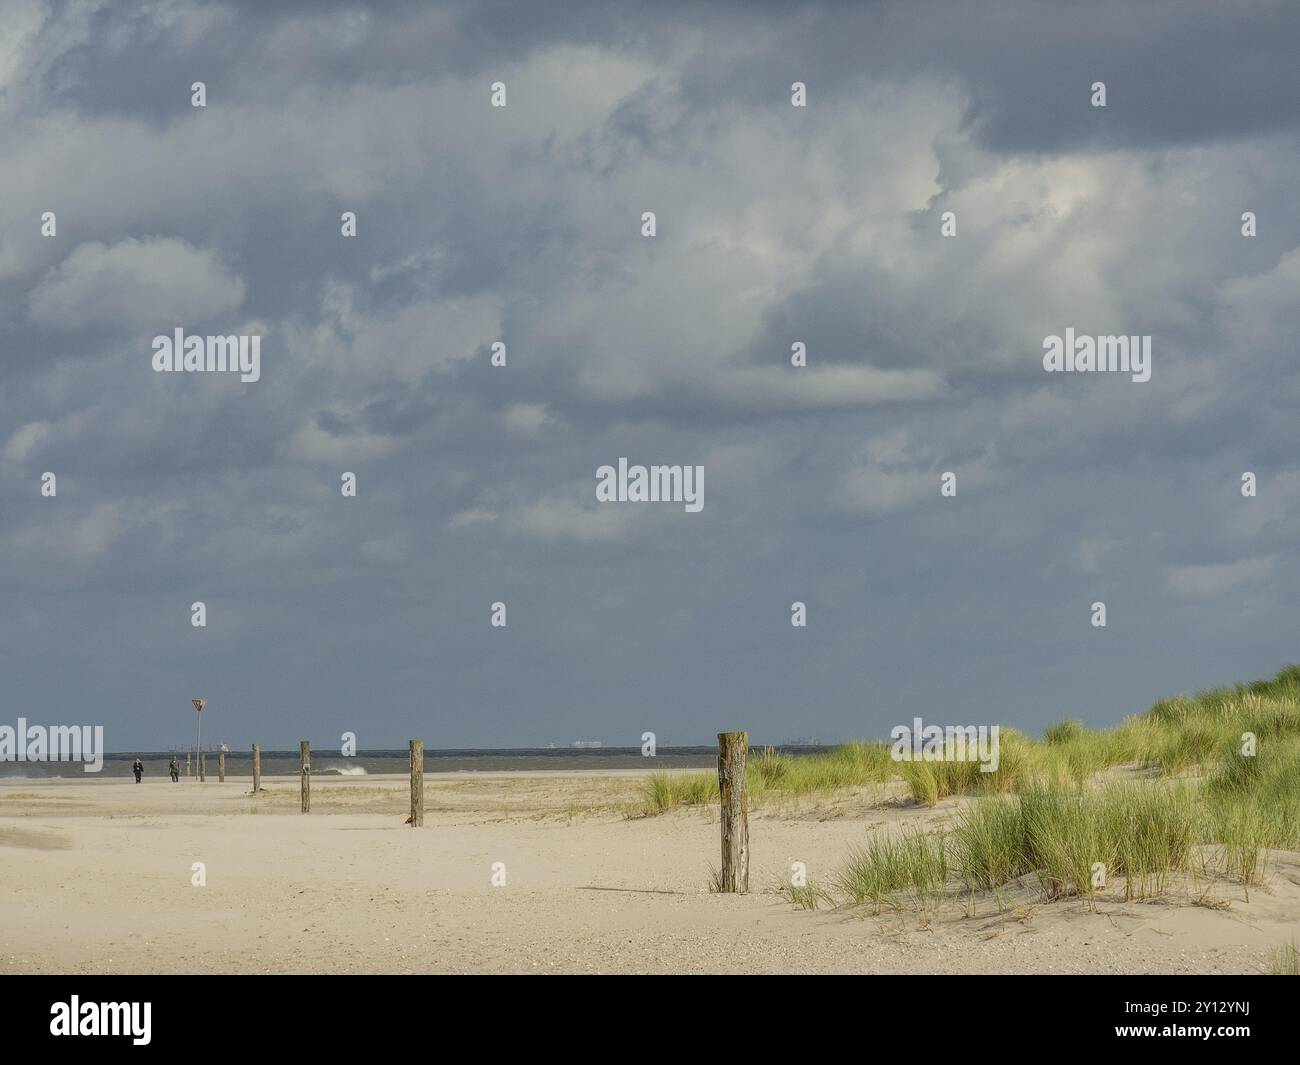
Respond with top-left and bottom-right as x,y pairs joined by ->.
505,491 -> 656,544
1,420 -> 52,466
1164,557 -> 1275,600
836,432 -> 996,515
502,403 -> 559,438
27,237 -> 245,331
1071,536 -> 1117,576
448,508 -> 499,529
360,530 -> 410,565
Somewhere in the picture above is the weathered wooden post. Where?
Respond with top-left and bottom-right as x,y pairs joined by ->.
252,744 -> 261,793
185,752 -> 191,778
409,740 -> 424,827
717,731 -> 749,893
199,752 -> 206,782
300,741 -> 310,813
218,750 -> 226,782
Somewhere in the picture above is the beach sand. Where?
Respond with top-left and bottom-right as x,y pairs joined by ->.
1,771 -> 1296,974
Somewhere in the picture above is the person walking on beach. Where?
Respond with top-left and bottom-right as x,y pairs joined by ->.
132,757 -> 143,783
168,756 -> 179,783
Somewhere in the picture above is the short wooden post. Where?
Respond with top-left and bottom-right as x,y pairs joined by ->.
218,750 -> 226,782
252,744 -> 261,793
300,741 -> 310,813
185,752 -> 191,778
199,752 -> 206,782
717,731 -> 749,893
409,740 -> 424,827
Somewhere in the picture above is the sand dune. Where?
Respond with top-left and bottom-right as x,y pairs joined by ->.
1,772 -> 1295,974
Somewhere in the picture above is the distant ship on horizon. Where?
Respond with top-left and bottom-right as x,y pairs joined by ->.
571,740 -> 604,749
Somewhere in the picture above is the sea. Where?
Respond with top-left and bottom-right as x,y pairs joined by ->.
0,745 -> 833,779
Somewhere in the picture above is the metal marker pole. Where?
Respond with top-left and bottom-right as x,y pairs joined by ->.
193,699 -> 207,782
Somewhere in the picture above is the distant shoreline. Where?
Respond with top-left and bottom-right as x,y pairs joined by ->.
87,744 -> 834,759
0,744 -> 835,779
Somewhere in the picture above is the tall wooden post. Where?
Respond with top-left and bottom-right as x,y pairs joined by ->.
717,731 -> 749,893
409,740 -> 424,827
252,744 -> 261,793
199,752 -> 206,782
218,750 -> 226,782
185,752 -> 191,778
300,741 -> 310,813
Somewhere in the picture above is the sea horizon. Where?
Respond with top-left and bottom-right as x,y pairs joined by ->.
0,743 -> 836,778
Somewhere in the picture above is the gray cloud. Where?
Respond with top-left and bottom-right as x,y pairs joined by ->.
28,237 -> 245,331
2,1 -> 1298,750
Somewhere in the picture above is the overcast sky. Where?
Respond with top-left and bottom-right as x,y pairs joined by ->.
2,0 -> 1298,751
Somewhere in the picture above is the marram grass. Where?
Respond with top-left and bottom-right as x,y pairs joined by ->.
1268,939 -> 1300,976
844,779 -> 1202,910
636,741 -> 894,814
651,666 -> 1300,914
835,825 -> 948,913
644,664 -> 1300,814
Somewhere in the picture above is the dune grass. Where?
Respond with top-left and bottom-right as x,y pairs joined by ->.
822,665 -> 1300,913
836,778 -> 1210,913
637,742 -> 895,814
646,665 -> 1300,821
945,781 -> 1199,904
656,665 -> 1300,915
1102,783 -> 1198,899
778,879 -> 834,911
835,825 -> 948,914
640,770 -> 719,813
1268,940 -> 1300,975
950,795 -> 1029,891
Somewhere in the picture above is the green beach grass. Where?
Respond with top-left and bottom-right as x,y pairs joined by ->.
637,741 -> 896,814
637,665 -> 1300,912
1268,939 -> 1300,975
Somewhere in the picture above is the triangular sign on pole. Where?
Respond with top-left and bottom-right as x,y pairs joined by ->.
193,699 -> 207,712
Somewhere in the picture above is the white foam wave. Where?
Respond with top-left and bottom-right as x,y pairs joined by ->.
317,762 -> 367,776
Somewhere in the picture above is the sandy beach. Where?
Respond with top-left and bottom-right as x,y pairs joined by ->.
2,770 -> 1296,975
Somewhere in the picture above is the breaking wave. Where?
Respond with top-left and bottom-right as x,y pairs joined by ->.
316,762 -> 368,776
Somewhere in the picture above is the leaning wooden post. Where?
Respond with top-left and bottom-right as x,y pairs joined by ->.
717,731 -> 749,893
409,740 -> 424,827
251,744 -> 261,793
300,741 -> 310,813
218,750 -> 226,782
